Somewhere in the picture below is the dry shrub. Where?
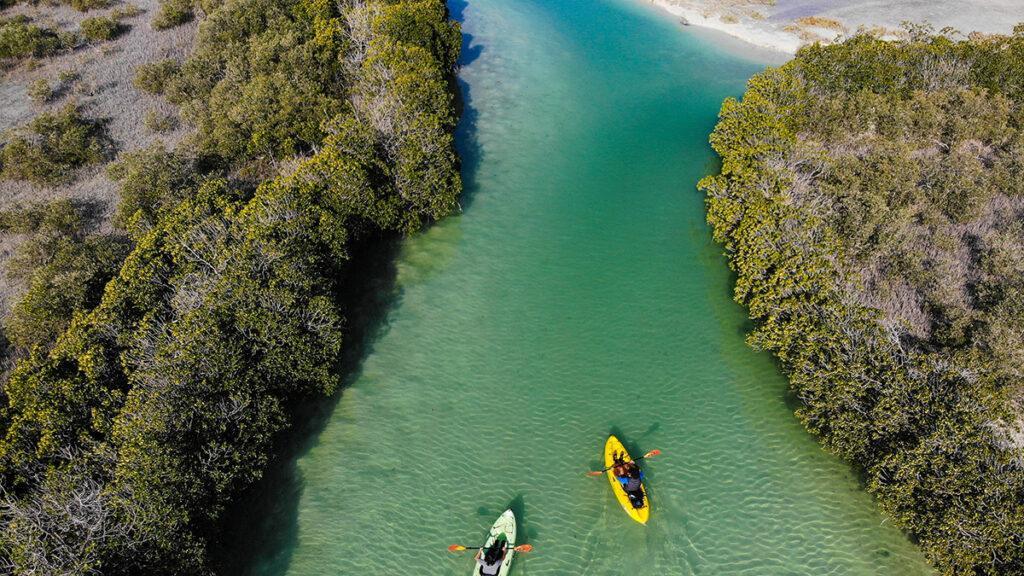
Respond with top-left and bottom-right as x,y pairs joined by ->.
1,105 -> 110,185
27,78 -> 52,104
143,108 -> 177,132
133,58 -> 179,94
152,0 -> 193,30
795,16 -> 846,32
69,0 -> 111,11
0,16 -> 63,60
80,16 -> 125,42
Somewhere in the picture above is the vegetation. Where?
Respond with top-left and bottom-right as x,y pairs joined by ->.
0,16 -> 63,61
793,15 -> 844,31
132,59 -> 178,94
69,0 -> 111,11
106,144 -> 195,230
163,0 -> 345,164
111,4 -> 143,19
80,15 -> 124,42
701,25 -> 1024,575
1,105 -> 109,185
0,1 -> 461,574
57,68 -> 79,84
142,108 -> 176,133
152,0 -> 192,30
0,0 -> 119,10
0,201 -> 129,353
0,199 -> 82,235
26,78 -> 51,104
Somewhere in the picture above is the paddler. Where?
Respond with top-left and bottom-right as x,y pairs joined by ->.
474,539 -> 507,576
611,452 -> 645,509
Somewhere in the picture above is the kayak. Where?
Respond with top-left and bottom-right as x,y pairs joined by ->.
473,509 -> 517,576
604,435 -> 650,524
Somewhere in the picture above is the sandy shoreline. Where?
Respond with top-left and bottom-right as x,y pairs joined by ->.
644,0 -> 1024,55
651,0 -> 801,53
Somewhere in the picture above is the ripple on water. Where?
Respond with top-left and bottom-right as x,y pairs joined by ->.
240,0 -> 936,575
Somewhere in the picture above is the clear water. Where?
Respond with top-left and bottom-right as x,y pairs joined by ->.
233,0 -> 934,574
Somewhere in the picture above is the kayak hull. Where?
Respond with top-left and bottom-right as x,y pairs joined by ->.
472,509 -> 517,576
604,435 -> 650,524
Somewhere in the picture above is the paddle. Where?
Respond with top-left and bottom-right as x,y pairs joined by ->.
585,449 -> 661,476
447,544 -> 534,553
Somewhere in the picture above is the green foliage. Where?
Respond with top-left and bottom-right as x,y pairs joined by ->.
6,227 -> 129,351
69,0 -> 111,11
1,105 -> 109,185
0,198 -> 81,236
152,0 -> 193,30
165,0 -> 347,164
0,200 -> 130,356
111,4 -> 143,19
0,1 -> 462,573
80,16 -> 124,42
372,0 -> 461,70
133,59 -> 179,94
701,29 -> 1024,575
0,17 -> 63,61
143,108 -> 177,133
26,78 -> 51,104
57,68 -> 79,83
106,144 -> 195,230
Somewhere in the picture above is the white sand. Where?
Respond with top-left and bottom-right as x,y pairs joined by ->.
651,0 -> 802,53
645,0 -> 1024,54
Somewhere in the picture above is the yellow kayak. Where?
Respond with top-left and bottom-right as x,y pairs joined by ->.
604,435 -> 650,524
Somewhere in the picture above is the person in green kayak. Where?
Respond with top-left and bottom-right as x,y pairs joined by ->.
612,453 -> 645,509
474,539 -> 507,576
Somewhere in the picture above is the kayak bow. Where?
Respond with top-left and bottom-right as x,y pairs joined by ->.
472,509 -> 517,576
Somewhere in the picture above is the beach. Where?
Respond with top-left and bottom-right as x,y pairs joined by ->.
647,0 -> 1024,54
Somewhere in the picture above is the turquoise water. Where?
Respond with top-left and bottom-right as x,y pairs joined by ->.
235,0 -> 934,573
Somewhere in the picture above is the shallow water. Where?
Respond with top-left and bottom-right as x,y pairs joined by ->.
234,1 -> 934,573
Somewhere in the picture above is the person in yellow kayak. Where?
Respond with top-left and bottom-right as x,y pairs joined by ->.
474,539 -> 507,576
611,453 -> 645,509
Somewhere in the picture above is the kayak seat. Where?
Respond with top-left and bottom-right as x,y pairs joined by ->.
627,490 -> 645,509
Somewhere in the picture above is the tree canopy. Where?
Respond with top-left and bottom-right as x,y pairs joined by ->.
701,26 -> 1024,575
0,1 -> 461,573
